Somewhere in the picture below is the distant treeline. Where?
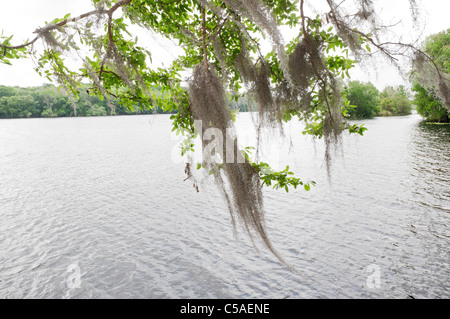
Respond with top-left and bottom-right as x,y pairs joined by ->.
0,84 -> 173,119
345,80 -> 449,123
345,81 -> 413,119
345,29 -> 449,123
3,82 -> 447,122
0,84 -> 254,119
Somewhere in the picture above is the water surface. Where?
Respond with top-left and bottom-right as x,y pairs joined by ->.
0,113 -> 448,298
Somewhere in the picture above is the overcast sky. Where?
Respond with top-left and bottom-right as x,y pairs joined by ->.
0,0 -> 448,89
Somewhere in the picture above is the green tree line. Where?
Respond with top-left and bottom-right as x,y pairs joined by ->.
0,83 -> 255,119
345,81 -> 413,119
0,83 -> 175,118
346,29 -> 449,123
346,78 -> 449,122
2,78 -> 447,122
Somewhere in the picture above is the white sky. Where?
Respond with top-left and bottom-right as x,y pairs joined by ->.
0,0 -> 448,89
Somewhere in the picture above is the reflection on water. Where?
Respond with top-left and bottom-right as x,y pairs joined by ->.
0,113 -> 448,299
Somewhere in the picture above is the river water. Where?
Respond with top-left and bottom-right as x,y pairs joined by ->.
0,112 -> 448,299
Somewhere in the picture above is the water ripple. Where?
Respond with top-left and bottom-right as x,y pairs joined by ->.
0,114 -> 448,299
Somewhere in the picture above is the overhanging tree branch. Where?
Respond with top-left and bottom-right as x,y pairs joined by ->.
0,0 -> 132,52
